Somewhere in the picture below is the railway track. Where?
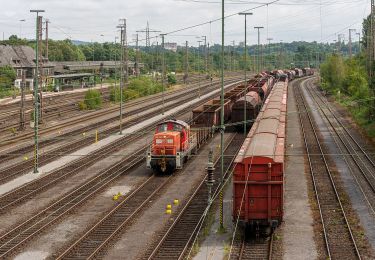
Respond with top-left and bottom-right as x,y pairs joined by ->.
0,79 -> 242,212
0,77 -> 227,146
55,174 -> 173,260
229,229 -> 273,260
143,134 -> 244,260
294,79 -> 361,259
0,114 -> 238,258
0,78 -> 240,184
238,236 -> 273,260
0,147 -> 145,258
0,89 -> 112,134
0,74 -> 213,125
303,79 -> 375,213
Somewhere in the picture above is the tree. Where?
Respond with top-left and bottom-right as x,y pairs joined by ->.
320,54 -> 346,92
0,66 -> 16,90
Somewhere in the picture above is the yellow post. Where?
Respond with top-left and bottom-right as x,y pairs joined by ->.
95,130 -> 98,143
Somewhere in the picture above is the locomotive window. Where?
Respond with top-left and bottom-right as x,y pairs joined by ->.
157,123 -> 183,132
173,124 -> 182,131
157,124 -> 168,132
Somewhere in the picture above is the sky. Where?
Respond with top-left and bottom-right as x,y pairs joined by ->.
0,0 -> 370,47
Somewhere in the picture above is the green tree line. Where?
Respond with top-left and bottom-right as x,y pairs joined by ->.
2,34 -> 356,73
320,14 -> 375,137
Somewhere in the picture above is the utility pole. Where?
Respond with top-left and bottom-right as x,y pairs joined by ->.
372,0 -> 375,62
279,40 -> 283,68
239,12 -> 253,136
370,0 -> 375,119
357,32 -> 361,54
202,36 -> 208,76
135,33 -> 140,77
254,26 -> 264,72
231,40 -> 235,72
219,0 -> 225,231
114,36 -> 118,88
45,19 -> 49,60
184,41 -> 189,84
30,9 -> 45,174
267,38 -> 273,70
137,21 -> 160,49
38,15 -> 43,122
198,40 -> 202,98
161,33 -> 167,115
208,43 -> 212,85
338,34 -> 345,55
349,29 -> 356,58
117,19 -> 127,134
19,70 -> 26,131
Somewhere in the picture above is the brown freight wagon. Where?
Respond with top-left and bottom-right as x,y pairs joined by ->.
192,98 -> 231,127
233,81 -> 287,235
231,91 -> 262,130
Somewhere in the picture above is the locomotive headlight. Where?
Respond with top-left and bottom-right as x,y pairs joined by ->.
167,139 -> 173,144
156,139 -> 163,144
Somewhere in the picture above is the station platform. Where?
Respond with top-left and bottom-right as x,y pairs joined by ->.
0,84 -> 111,105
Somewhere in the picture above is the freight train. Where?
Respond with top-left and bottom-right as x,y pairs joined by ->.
232,80 -> 288,235
146,68 -> 310,174
146,77 -> 270,173
146,82 -> 243,173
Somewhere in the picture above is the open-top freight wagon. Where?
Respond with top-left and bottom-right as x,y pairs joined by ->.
231,75 -> 274,131
232,80 -> 287,235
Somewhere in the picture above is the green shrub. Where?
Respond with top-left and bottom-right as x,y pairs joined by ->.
78,100 -> 87,110
167,74 -> 177,85
83,89 -> 102,110
30,110 -> 35,122
109,86 -> 120,102
124,89 -> 140,100
109,77 -> 165,103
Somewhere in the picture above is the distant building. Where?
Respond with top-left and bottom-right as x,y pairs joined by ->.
164,42 -> 178,52
0,45 -> 54,90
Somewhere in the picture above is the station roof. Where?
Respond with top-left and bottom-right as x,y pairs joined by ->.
49,73 -> 93,79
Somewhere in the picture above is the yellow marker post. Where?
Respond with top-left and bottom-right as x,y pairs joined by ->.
165,209 -> 172,214
166,204 -> 172,210
24,156 -> 28,161
95,130 -> 98,143
173,199 -> 179,205
82,132 -> 86,137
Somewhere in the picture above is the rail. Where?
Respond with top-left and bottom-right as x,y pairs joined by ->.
293,78 -> 361,259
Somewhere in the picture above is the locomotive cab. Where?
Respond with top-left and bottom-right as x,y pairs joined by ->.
147,119 -> 195,173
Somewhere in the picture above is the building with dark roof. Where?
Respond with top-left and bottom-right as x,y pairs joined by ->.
0,44 -> 54,90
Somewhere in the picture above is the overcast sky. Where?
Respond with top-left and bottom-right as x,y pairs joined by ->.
0,0 -> 370,46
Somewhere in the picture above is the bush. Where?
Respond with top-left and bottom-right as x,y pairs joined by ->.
167,74 -> 177,85
124,89 -> 140,100
83,89 -> 102,110
0,66 -> 16,91
109,77 -> 165,103
78,100 -> 87,110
